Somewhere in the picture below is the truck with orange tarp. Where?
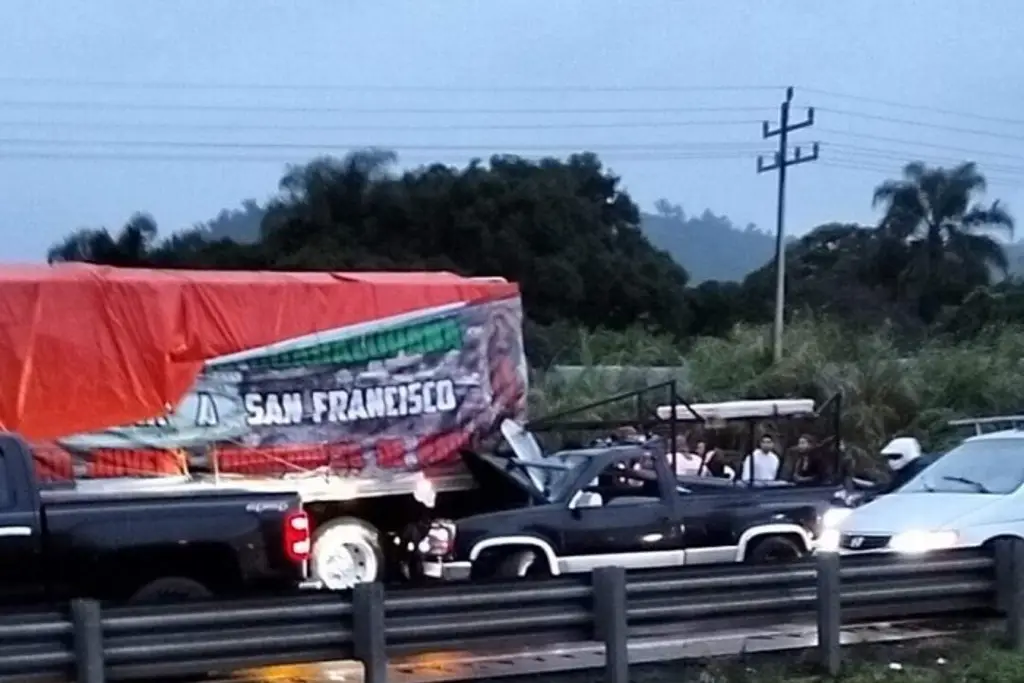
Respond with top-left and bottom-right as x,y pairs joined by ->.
0,264 -> 529,590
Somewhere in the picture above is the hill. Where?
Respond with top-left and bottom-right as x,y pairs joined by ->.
641,201 -> 777,283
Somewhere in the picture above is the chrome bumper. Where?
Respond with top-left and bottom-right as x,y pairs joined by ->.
421,559 -> 472,581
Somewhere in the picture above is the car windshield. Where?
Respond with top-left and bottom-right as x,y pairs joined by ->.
526,451 -> 596,501
900,438 -> 1024,495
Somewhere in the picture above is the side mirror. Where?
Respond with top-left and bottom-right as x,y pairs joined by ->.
568,490 -> 603,511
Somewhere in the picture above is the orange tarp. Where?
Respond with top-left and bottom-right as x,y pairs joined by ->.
0,264 -> 517,440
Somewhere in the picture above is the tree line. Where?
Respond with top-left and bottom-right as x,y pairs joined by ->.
47,150 -> 1019,365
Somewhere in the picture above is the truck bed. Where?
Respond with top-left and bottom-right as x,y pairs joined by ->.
38,469 -> 476,504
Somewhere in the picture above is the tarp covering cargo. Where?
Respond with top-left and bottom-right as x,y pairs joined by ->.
0,264 -> 528,480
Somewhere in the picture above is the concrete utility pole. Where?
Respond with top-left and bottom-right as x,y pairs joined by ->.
757,87 -> 819,363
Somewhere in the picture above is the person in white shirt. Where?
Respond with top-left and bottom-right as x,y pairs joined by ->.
670,435 -> 704,477
741,434 -> 780,482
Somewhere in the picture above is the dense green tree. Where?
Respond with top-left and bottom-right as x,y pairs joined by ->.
48,213 -> 159,266
739,223 -> 920,332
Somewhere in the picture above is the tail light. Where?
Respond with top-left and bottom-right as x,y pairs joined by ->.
284,510 -> 311,564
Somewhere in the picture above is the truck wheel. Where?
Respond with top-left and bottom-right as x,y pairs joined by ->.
129,577 -> 213,604
496,549 -> 550,579
311,518 -> 384,590
745,535 -> 805,564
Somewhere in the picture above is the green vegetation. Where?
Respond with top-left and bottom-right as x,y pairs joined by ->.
530,320 -> 1024,466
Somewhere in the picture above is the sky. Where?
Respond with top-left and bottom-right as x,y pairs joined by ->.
1,0 -> 1023,261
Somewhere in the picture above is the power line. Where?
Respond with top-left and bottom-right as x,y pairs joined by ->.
0,99 -> 775,116
804,87 -> 1024,127
0,149 -> 766,164
0,117 -> 768,132
822,143 -> 1024,176
0,76 -> 786,94
820,158 -> 1023,188
0,137 -> 772,153
819,107 -> 1024,143
818,128 -> 1024,162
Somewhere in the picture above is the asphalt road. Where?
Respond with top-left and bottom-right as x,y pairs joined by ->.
208,619 -> 958,683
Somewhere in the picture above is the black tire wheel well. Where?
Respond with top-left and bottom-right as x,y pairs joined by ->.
129,576 -> 214,605
744,533 -> 807,563
472,545 -> 553,579
102,545 -> 242,602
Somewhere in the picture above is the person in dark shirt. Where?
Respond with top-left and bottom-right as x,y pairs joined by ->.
792,434 -> 829,484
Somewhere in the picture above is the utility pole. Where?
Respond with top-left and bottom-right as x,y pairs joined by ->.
757,87 -> 819,363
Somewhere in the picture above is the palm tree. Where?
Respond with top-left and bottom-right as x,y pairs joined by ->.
872,162 -> 1013,321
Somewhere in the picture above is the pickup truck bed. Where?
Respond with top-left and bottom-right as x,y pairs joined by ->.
0,434 -> 311,606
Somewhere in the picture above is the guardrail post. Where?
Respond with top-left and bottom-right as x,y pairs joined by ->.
71,599 -> 104,683
995,538 -> 1024,649
592,566 -> 628,683
353,582 -> 387,683
815,552 -> 841,676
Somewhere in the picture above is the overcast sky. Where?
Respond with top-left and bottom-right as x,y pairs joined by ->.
1,0 -> 1022,262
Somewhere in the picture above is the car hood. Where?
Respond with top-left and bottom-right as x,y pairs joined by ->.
840,491 -> 1005,534
460,450 -> 547,504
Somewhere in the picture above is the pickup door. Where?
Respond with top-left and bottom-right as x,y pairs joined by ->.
0,436 -> 44,603
557,457 -> 685,571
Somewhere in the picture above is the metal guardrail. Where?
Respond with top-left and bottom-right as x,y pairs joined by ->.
0,543 -> 1020,683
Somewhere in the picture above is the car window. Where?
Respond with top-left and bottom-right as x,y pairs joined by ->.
901,438 -> 1024,495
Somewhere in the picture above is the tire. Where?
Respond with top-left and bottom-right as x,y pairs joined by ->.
129,577 -> 213,605
745,535 -> 805,564
495,549 -> 551,579
310,518 -> 385,590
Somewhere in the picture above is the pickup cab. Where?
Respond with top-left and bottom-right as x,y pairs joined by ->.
0,434 -> 311,605
409,436 -> 848,581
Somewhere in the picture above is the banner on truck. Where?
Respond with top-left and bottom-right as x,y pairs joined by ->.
32,295 -> 528,480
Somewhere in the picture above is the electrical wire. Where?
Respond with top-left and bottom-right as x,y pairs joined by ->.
0,149 -> 767,164
0,137 -> 773,153
804,87 -> 1024,127
0,118 -> 770,133
819,107 -> 1024,143
0,76 -> 787,94
0,100 -> 776,116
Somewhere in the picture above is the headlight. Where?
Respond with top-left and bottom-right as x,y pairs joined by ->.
818,529 -> 840,553
822,507 -> 852,529
889,530 -> 958,554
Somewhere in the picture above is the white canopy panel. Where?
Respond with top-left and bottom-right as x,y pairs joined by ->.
656,398 -> 816,422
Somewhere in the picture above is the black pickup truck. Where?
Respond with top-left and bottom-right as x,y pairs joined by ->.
0,434 -> 310,605
409,440 -> 851,581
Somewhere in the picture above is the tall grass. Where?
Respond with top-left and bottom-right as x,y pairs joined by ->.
529,320 -> 1024,458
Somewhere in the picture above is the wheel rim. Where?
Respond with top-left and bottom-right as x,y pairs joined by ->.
313,528 -> 380,590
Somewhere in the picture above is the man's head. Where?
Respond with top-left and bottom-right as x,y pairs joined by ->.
797,434 -> 814,451
881,437 -> 922,471
759,435 -> 775,453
